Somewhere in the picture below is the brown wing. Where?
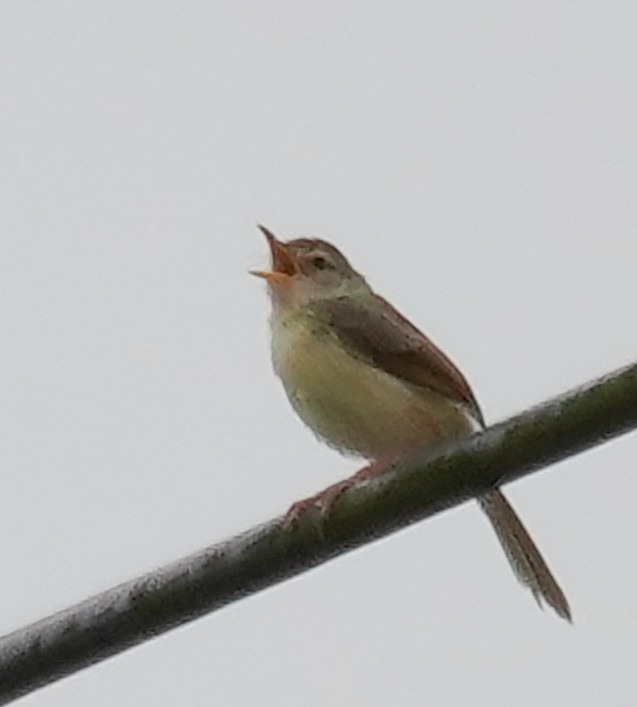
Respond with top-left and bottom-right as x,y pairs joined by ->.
313,294 -> 485,427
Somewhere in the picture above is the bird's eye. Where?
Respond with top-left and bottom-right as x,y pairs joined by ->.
312,256 -> 330,271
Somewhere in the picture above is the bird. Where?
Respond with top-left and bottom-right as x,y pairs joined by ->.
251,225 -> 571,621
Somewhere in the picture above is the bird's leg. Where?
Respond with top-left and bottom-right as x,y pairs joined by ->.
285,458 -> 392,526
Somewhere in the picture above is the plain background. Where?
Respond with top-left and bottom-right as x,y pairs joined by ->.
1,2 -> 636,705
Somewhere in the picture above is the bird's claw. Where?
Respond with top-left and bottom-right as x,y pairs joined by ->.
284,478 -> 356,528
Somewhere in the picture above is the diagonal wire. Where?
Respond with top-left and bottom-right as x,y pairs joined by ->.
0,362 -> 636,704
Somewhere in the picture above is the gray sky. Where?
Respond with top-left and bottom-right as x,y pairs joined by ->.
1,2 -> 636,705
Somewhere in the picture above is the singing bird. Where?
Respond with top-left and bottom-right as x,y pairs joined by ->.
251,226 -> 570,621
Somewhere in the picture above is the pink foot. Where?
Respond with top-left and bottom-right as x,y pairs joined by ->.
285,477 -> 356,527
284,459 -> 392,527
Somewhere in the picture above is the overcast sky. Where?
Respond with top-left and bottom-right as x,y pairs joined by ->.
1,2 -> 636,705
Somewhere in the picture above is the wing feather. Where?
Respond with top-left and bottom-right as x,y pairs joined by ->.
312,294 -> 484,426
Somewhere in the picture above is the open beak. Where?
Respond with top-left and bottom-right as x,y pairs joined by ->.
250,225 -> 296,283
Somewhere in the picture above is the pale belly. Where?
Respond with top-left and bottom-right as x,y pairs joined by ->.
271,316 -> 474,459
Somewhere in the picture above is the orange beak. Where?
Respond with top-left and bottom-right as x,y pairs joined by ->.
250,225 -> 296,283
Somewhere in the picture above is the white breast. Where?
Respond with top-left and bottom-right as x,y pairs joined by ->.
270,311 -> 474,459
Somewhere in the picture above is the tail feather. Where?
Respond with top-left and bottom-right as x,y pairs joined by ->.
479,489 -> 571,622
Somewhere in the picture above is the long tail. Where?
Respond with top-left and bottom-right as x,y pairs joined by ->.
479,489 -> 571,622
